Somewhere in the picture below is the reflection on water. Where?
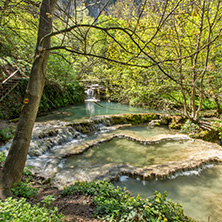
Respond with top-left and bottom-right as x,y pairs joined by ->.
37,101 -> 160,122
85,101 -> 95,117
114,165 -> 222,222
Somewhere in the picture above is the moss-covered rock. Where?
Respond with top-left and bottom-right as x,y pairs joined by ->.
169,115 -> 186,129
108,113 -> 160,125
191,130 -> 219,142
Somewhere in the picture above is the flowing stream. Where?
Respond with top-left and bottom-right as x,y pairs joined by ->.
2,114 -> 222,221
23,123 -> 222,222
1,85 -> 222,221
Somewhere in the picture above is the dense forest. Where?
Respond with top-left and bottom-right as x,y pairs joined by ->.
1,0 -> 222,121
0,0 -> 222,221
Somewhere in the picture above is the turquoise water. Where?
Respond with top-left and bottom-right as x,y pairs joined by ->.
114,165 -> 222,222
37,101 -> 159,122
57,124 -> 222,221
34,106 -> 222,222
114,125 -> 179,138
62,138 -> 203,169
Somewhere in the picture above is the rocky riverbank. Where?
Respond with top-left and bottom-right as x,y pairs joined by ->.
1,112 -> 222,189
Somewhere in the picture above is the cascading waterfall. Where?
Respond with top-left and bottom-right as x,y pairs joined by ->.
84,84 -> 101,116
85,84 -> 100,102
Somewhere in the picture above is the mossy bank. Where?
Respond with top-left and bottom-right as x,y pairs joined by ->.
0,79 -> 85,120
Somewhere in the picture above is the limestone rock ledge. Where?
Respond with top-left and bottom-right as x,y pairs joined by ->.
26,113 -> 186,156
61,133 -> 190,158
49,134 -> 222,188
52,153 -> 222,189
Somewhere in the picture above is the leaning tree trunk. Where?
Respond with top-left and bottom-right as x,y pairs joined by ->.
0,0 -> 57,200
214,96 -> 221,118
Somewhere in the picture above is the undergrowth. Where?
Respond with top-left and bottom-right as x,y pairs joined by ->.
0,79 -> 85,119
62,180 -> 195,222
0,127 -> 15,143
181,120 -> 200,134
0,151 -> 64,221
0,154 -> 196,222
212,120 -> 222,139
0,197 -> 64,221
0,152 -> 37,198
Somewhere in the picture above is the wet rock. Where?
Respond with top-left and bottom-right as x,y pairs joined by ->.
29,125 -> 80,156
148,120 -> 162,126
15,112 -> 222,189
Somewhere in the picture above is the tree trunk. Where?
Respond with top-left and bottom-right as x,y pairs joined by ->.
0,0 -> 57,200
214,96 -> 221,118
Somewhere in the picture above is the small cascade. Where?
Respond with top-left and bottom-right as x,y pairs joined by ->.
85,84 -> 100,102
84,84 -> 102,117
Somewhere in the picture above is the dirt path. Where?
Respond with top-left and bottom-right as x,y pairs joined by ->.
26,175 -> 100,222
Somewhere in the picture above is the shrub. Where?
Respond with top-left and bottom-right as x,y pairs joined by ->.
11,180 -> 38,198
0,80 -> 84,119
0,127 -> 14,143
0,151 -> 38,198
0,197 -> 64,221
181,120 -> 200,134
212,120 -> 222,139
0,152 -> 6,166
41,195 -> 56,208
62,180 -> 195,222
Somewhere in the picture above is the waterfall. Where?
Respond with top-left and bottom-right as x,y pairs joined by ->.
85,84 -> 101,117
85,84 -> 100,102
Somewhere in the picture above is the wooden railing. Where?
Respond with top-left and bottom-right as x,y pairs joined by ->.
0,69 -> 24,102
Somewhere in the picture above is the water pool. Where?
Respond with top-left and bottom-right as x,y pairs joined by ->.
114,164 -> 222,222
36,101 -> 160,122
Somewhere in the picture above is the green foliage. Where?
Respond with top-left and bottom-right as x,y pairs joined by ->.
0,151 -> 37,199
46,52 -> 77,84
39,81 -> 84,112
11,166 -> 37,199
1,0 -> 222,120
0,127 -> 14,142
62,180 -> 194,222
90,0 -> 222,118
0,197 -> 64,221
11,180 -> 38,198
0,80 -> 84,120
181,120 -> 200,134
0,156 -> 60,217
11,166 -> 38,198
23,166 -> 34,178
41,195 -> 56,208
0,1 -> 38,75
202,100 -> 217,110
0,152 -> 6,167
212,120 -> 222,139
0,42 -> 12,57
